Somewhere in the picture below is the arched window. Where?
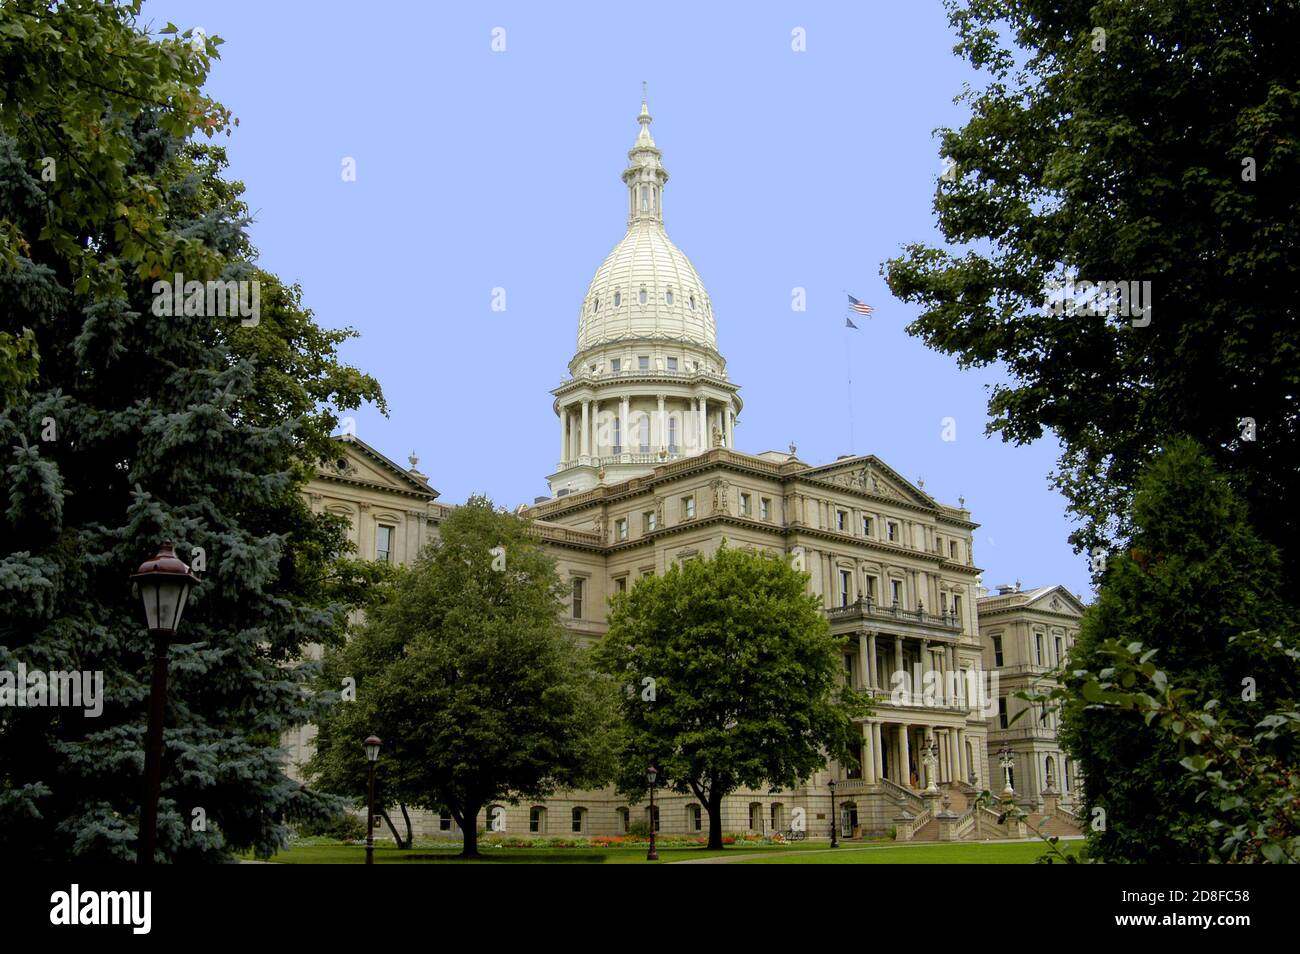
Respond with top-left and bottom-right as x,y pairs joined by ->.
638,415 -> 650,454
639,286 -> 647,305
614,290 -> 621,307
641,185 -> 649,211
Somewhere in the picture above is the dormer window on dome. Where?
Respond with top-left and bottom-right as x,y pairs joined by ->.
666,288 -> 673,305
614,290 -> 621,307
639,286 -> 647,305
689,295 -> 695,310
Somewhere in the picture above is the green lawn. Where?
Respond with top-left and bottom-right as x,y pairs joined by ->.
736,840 -> 1080,864
245,838 -> 1075,864
247,842 -> 819,864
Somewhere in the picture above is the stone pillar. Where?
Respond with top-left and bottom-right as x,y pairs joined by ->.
872,721 -> 884,781
921,639 -> 932,706
899,723 -> 911,789
619,397 -> 630,455
867,633 -> 878,690
862,723 -> 875,783
956,728 -> 967,783
581,400 -> 591,459
559,405 -> 568,464
725,404 -> 734,448
697,397 -> 706,451
857,632 -> 870,692
656,394 -> 666,453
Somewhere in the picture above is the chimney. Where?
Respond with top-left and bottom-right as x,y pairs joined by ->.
996,583 -> 1016,596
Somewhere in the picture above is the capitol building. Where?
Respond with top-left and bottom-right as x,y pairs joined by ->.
299,98 -> 1084,842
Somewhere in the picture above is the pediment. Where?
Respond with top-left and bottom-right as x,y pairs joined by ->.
318,436 -> 438,499
808,456 -> 934,508
1023,585 -> 1087,617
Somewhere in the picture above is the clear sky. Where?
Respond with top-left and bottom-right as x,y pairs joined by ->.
146,0 -> 1091,598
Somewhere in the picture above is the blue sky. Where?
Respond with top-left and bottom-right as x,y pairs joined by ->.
147,0 -> 1090,597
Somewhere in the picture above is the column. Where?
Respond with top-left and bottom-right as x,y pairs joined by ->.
862,723 -> 875,783
619,397 -> 629,456
872,721 -> 884,781
558,405 -> 568,464
725,404 -> 734,448
899,724 -> 911,789
893,635 -> 903,694
697,397 -> 706,450
857,632 -> 870,692
956,728 -> 967,783
867,633 -> 878,690
921,639 -> 932,705
581,400 -> 591,459
656,394 -> 666,453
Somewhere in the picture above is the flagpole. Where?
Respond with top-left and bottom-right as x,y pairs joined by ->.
843,291 -> 855,455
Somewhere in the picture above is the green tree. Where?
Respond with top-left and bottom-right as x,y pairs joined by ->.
594,543 -> 867,850
883,0 -> 1300,583
307,497 -> 617,858
0,3 -> 384,860
1058,438 -> 1300,862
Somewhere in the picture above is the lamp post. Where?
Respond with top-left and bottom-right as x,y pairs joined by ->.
829,779 -> 839,848
364,735 -> 382,865
646,765 -> 659,861
998,746 -> 1016,798
131,542 -> 198,865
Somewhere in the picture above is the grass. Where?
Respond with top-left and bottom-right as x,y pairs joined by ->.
246,842 -> 820,864
735,840 -> 1080,864
244,837 -> 1075,864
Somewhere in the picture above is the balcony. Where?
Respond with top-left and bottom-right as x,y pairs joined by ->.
827,597 -> 963,639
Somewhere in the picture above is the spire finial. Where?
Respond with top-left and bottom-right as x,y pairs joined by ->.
642,80 -> 647,104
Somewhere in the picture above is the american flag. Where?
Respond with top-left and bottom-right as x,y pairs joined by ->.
847,294 -> 874,317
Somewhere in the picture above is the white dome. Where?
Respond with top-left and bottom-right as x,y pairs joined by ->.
577,222 -> 715,352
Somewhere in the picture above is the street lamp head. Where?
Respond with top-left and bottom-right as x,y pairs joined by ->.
131,541 -> 198,637
646,765 -> 657,785
364,735 -> 383,762
828,779 -> 836,790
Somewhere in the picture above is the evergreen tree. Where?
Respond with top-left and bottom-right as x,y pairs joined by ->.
307,497 -> 617,858
0,2 -> 383,860
1059,438 -> 1300,862
594,543 -> 867,850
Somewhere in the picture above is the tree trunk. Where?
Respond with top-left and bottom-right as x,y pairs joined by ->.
378,809 -> 407,849
706,791 -> 725,850
399,803 -> 413,849
458,802 -> 482,858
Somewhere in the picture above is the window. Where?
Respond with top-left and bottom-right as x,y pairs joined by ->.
612,416 -> 621,453
689,294 -> 696,310
952,594 -> 962,619
688,804 -> 702,831
667,357 -> 678,371
1064,759 -> 1072,792
949,540 -> 958,559
592,298 -> 598,313
749,803 -> 763,831
610,357 -> 621,373
682,495 -> 695,519
638,355 -> 649,371
998,698 -> 1009,729
739,493 -> 752,516
639,415 -> 650,453
617,807 -> 630,832
640,185 -> 649,211
643,510 -> 657,533
666,288 -> 674,305
572,577 -> 584,619
992,634 -> 1004,668
439,813 -> 453,832
840,570 -> 852,608
1035,633 -> 1044,666
771,804 -> 784,831
760,497 -> 771,520
571,808 -> 585,833
887,521 -> 897,542
614,290 -> 621,307
890,579 -> 903,606
668,417 -> 678,453
1040,704 -> 1050,726
864,576 -> 876,602
1055,636 -> 1063,665
375,525 -> 393,563
639,286 -> 647,305
615,518 -> 628,541
863,515 -> 873,535
529,807 -> 545,833
614,575 -> 627,593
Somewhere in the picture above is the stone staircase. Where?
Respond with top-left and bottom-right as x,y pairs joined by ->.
896,783 -> 1083,843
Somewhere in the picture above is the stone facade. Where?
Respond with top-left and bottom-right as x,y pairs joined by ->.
287,97 -> 1083,843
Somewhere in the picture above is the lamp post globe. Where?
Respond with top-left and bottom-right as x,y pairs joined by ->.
131,542 -> 198,865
